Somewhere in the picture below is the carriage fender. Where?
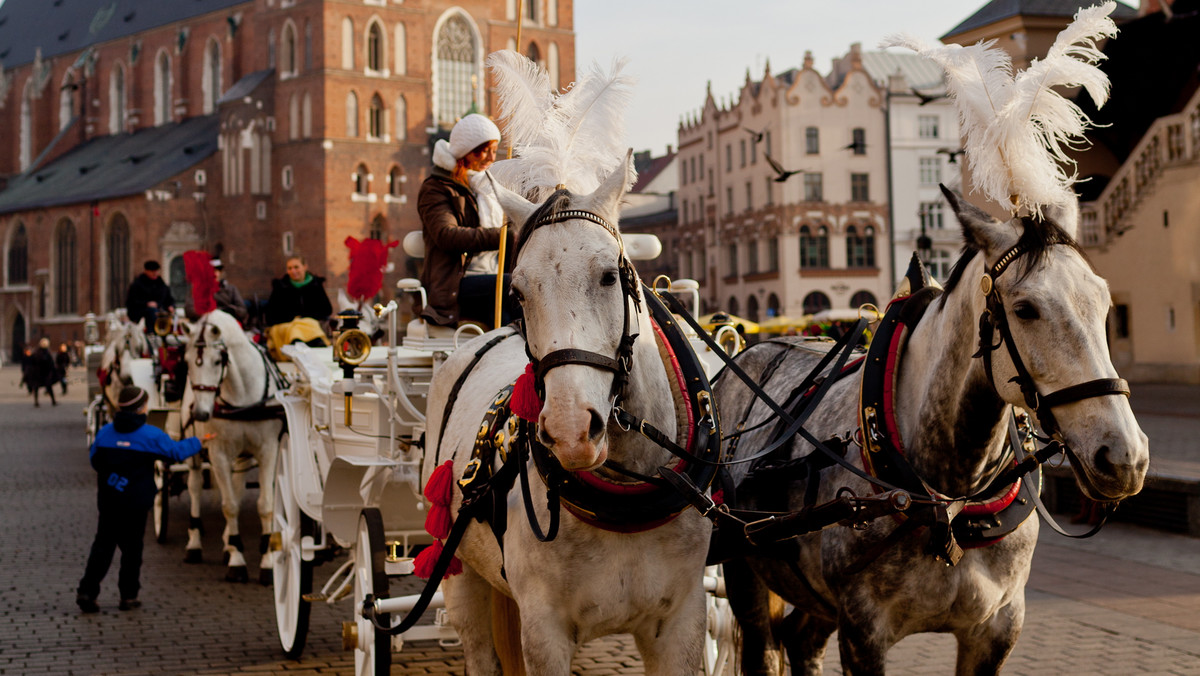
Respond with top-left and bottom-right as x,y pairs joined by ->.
322,455 -> 402,546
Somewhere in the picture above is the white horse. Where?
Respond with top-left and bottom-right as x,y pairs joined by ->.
99,319 -> 152,411
712,188 -> 1149,674
185,309 -> 284,583
422,156 -> 713,674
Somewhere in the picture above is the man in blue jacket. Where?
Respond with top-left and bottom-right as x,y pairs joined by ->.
76,386 -> 213,613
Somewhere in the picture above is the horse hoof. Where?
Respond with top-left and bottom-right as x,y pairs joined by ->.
259,569 -> 273,586
184,549 -> 203,564
225,566 -> 249,583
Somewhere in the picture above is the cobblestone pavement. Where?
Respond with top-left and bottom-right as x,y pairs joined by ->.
1,367 -> 1198,675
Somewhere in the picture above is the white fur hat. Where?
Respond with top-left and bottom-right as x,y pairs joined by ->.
449,114 -> 500,159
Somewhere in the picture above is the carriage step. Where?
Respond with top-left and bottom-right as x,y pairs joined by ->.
302,592 -> 329,602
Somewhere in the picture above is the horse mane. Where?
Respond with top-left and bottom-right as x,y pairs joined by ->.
939,216 -> 1091,308
513,189 -> 573,263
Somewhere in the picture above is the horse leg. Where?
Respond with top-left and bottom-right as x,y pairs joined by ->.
723,557 -> 787,675
442,564 -> 503,676
631,586 -> 706,676
778,609 -> 836,676
208,442 -> 249,583
184,455 -> 204,563
515,607 -> 575,675
835,612 -> 891,676
255,430 -> 279,586
953,594 -> 1025,676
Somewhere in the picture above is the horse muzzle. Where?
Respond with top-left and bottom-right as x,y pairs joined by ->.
1067,434 -> 1149,501
537,404 -> 609,471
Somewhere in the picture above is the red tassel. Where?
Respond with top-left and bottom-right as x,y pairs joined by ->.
711,489 -> 725,506
413,540 -> 442,579
425,502 -> 453,540
413,540 -> 461,579
511,363 -> 542,422
424,460 -> 455,506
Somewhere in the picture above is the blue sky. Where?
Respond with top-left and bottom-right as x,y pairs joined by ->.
575,0 -> 1137,155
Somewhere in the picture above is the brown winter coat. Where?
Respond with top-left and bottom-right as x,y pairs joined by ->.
416,168 -> 506,326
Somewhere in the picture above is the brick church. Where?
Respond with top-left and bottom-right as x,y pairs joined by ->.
0,0 -> 575,359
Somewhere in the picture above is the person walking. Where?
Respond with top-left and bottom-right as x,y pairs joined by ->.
30,338 -> 57,407
76,386 -> 213,613
55,343 -> 71,394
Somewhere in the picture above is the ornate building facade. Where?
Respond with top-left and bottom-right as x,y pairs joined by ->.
0,0 -> 575,358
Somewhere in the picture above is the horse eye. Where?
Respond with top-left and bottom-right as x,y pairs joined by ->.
1012,301 -> 1040,320
511,287 -> 526,304
600,270 -> 619,287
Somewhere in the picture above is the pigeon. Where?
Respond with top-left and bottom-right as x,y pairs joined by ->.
764,152 -> 804,183
936,147 -> 965,164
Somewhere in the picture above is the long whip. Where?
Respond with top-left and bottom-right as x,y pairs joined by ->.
494,1 -> 525,328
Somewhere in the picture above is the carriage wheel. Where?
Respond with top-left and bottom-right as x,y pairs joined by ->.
153,460 -> 170,544
85,396 -> 107,449
354,508 -> 391,676
273,432 -> 314,659
703,565 -> 738,675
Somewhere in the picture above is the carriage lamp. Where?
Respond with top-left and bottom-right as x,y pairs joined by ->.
84,313 -> 100,345
333,310 -> 372,426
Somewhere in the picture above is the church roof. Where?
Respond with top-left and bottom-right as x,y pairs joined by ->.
942,0 -> 1137,39
0,114 -> 218,215
0,0 -> 249,69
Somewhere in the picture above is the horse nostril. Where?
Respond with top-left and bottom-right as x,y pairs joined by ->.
194,411 -> 210,422
1093,445 -> 1115,476
536,425 -> 553,447
588,408 -> 604,442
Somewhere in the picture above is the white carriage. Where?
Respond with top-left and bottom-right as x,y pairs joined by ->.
269,235 -> 738,675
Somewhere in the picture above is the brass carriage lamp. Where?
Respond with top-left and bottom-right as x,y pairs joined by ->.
333,310 -> 372,426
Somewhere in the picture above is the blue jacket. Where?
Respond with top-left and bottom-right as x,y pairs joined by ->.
90,413 -> 202,510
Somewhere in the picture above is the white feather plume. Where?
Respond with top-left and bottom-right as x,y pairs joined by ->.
881,1 -> 1118,218
485,50 -> 635,200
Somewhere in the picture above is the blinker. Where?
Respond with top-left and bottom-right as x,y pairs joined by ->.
980,274 -> 993,295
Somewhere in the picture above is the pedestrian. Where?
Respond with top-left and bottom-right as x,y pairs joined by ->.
56,343 -> 71,394
30,338 -> 57,407
19,347 -> 34,394
76,386 -> 213,613
125,260 -> 176,327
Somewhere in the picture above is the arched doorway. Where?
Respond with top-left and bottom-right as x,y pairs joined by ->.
10,312 -> 26,364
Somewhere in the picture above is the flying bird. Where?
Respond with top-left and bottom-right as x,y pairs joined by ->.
764,152 -> 804,183
937,147 -> 966,164
842,140 -> 867,153
744,126 -> 765,144
913,89 -> 947,106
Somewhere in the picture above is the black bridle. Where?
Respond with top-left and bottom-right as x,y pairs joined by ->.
189,317 -> 288,415
974,240 -> 1130,439
517,195 -> 642,406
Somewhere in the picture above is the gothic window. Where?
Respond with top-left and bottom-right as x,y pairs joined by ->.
106,215 -> 130,312
305,21 -> 313,71
203,39 -> 222,113
369,94 -> 384,138
767,293 -> 781,317
767,237 -> 779,272
395,95 -> 407,141
367,20 -> 384,72
435,12 -> 479,127
369,215 -> 385,241
281,21 -> 297,76
54,220 -> 77,315
154,50 -> 171,125
526,41 -> 540,65
747,295 -> 760,322
110,63 -> 126,134
354,164 -> 370,194
19,81 -> 32,171
59,73 -> 76,131
7,223 -> 28,285
548,42 -> 559,90
394,23 -> 407,75
727,243 -> 738,277
346,91 -> 359,137
388,166 -> 404,196
341,17 -> 355,70
302,92 -> 312,138
289,94 -> 299,140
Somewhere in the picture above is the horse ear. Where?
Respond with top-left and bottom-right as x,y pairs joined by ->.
1042,197 -> 1079,240
491,177 -> 537,237
940,184 -> 1010,254
136,317 -> 146,331
587,150 -> 635,222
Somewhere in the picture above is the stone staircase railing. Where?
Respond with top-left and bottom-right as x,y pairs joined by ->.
1079,86 -> 1200,247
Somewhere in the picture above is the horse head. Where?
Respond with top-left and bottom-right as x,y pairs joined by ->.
493,153 -> 639,471
942,186 -> 1149,501
185,310 -> 243,422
